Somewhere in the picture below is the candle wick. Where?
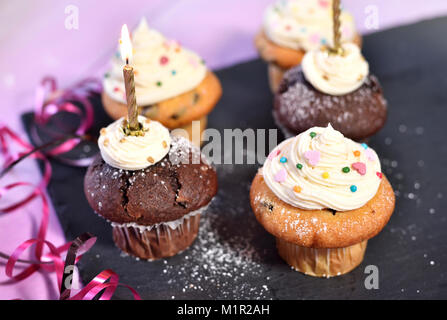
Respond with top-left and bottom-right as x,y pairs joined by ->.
126,57 -> 129,65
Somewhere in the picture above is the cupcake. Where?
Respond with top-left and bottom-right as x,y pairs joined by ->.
255,0 -> 361,92
250,124 -> 395,277
84,115 -> 218,260
102,18 -> 222,146
274,42 -> 387,141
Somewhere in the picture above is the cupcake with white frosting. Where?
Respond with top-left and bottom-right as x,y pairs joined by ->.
250,124 -> 395,277
255,0 -> 361,92
274,42 -> 387,141
84,115 -> 218,260
102,18 -> 222,146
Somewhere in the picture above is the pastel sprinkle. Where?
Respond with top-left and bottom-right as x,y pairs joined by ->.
352,162 -> 367,176
350,185 -> 358,192
365,149 -> 376,161
280,157 -> 287,163
376,172 -> 383,179
268,149 -> 281,160
304,150 -> 320,166
160,56 -> 169,65
322,172 -> 329,179
296,163 -> 303,170
285,25 -> 291,31
293,186 -> 302,193
361,143 -> 368,149
342,166 -> 350,173
113,87 -> 120,92
171,70 -> 177,75
353,150 -> 361,157
310,132 -> 317,138
274,169 -> 287,183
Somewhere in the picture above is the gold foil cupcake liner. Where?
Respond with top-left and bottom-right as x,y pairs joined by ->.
276,238 -> 368,278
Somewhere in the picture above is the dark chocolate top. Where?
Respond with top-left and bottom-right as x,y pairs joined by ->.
84,137 -> 218,225
274,66 -> 388,141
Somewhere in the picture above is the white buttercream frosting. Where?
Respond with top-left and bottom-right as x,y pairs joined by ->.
302,42 -> 369,95
263,124 -> 382,211
98,115 -> 171,171
103,18 -> 207,106
263,0 -> 357,51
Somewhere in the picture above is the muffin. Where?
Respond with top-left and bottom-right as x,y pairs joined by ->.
250,124 -> 395,277
255,0 -> 361,92
102,18 -> 222,146
84,115 -> 218,260
274,42 -> 387,141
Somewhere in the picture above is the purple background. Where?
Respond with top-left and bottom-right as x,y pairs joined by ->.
1,0 -> 447,299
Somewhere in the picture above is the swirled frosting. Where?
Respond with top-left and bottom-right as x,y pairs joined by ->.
103,18 -> 207,106
263,0 -> 357,51
302,42 -> 369,95
98,116 -> 171,171
263,124 -> 382,211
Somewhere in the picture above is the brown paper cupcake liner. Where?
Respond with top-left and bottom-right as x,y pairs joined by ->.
276,238 -> 368,278
112,213 -> 201,261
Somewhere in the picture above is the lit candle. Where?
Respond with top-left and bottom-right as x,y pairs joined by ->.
120,24 -> 139,132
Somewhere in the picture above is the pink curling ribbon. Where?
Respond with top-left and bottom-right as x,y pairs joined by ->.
31,76 -> 100,166
0,77 -> 140,300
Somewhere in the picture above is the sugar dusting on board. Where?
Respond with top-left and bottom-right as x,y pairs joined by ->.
160,168 -> 273,299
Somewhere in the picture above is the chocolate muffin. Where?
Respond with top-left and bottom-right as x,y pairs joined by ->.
274,43 -> 387,141
84,116 -> 217,260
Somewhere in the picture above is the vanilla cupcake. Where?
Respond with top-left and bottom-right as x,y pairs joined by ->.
255,0 -> 361,92
250,124 -> 395,277
102,18 -> 222,145
84,116 -> 218,260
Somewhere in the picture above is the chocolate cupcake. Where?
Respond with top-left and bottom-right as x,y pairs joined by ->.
84,116 -> 217,260
255,0 -> 361,92
250,124 -> 395,277
274,43 -> 387,141
102,18 -> 222,146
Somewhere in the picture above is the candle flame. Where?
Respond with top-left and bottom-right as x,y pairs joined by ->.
120,24 -> 132,64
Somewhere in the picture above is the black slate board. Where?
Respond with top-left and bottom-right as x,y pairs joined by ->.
22,17 -> 447,299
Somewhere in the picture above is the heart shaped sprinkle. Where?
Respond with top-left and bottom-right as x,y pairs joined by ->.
304,150 -> 320,166
352,162 -> 367,176
376,172 -> 383,179
365,149 -> 376,161
268,149 -> 281,160
274,169 -> 287,183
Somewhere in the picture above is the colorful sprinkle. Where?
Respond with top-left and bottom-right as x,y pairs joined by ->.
171,70 -> 177,76
365,149 -> 376,161
310,132 -> 317,138
304,150 -> 320,166
274,169 -> 287,183
113,87 -> 120,92
160,56 -> 169,65
353,150 -> 361,157
342,166 -> 350,173
319,0 -> 330,8
268,149 -> 281,160
280,157 -> 287,163
156,81 -> 162,87
147,156 -> 155,164
322,172 -> 329,179
293,185 -> 302,193
352,162 -> 367,176
296,163 -> 303,170
350,185 -> 358,192
376,172 -> 383,179
285,25 -> 291,31
361,143 -> 368,150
